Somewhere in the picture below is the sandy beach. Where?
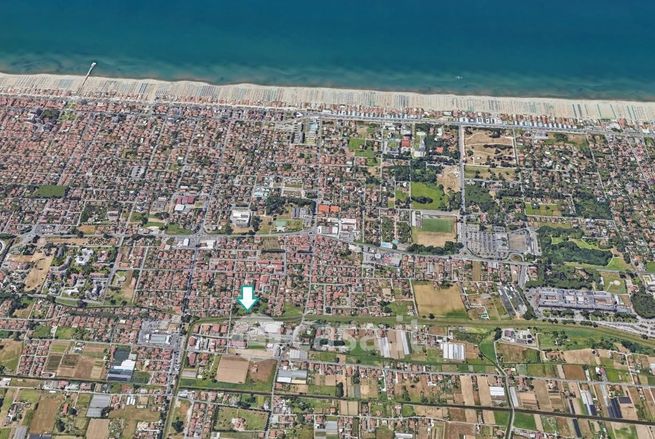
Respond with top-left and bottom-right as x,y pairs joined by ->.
1,71 -> 654,122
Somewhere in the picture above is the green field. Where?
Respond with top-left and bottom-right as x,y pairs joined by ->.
395,190 -> 409,202
569,238 -> 601,250
420,217 -> 454,233
525,203 -> 562,217
647,261 -> 655,273
411,182 -> 448,210
166,223 -> 193,235
601,272 -> 627,294
31,325 -> 52,338
606,257 -> 632,271
565,256 -> 632,272
513,412 -> 537,431
613,426 -> 638,439
348,138 -> 365,149
348,138 -> 377,165
55,326 -> 76,339
33,185 -> 67,198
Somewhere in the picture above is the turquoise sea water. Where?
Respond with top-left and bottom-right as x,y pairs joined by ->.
1,0 -> 654,100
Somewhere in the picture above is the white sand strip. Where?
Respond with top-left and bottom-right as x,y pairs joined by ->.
1,72 -> 654,122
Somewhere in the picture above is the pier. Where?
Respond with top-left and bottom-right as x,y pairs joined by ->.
77,61 -> 97,94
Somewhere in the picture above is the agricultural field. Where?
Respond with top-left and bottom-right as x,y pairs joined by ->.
29,394 -> 63,434
55,343 -> 107,380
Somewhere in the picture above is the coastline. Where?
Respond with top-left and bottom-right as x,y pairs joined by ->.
1,71 -> 655,122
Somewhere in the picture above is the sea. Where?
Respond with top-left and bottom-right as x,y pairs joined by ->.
1,0 -> 654,100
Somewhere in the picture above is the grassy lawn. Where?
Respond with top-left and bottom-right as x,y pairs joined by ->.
31,325 -> 52,338
395,190 -> 409,202
513,412 -> 537,431
525,203 -> 562,217
494,410 -> 510,427
166,223 -> 193,235
17,389 -> 41,404
388,301 -> 413,316
565,256 -> 631,272
601,272 -> 627,294
569,238 -> 601,250
281,303 -> 303,318
309,351 -> 339,363
421,218 -> 454,233
348,138 -> 377,163
537,327 -> 644,352
646,261 -> 655,273
346,341 -> 381,365
606,257 -> 632,271
411,182 -> 448,210
215,407 -> 268,431
348,138 -> 365,149
33,185 -> 67,198
478,335 -> 496,361
55,326 -> 76,339
613,426 -> 638,439
0,341 -> 22,372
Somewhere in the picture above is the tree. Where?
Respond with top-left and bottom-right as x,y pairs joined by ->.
335,382 -> 344,398
172,419 -> 184,433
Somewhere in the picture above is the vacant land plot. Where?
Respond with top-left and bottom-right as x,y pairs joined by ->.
340,400 -> 359,416
22,251 -> 54,292
411,182 -> 448,210
412,216 -> 456,247
86,419 -> 110,439
414,282 -> 466,318
214,407 -> 268,431
562,349 -> 601,365
33,184 -> 67,198
109,407 -> 160,438
0,340 -> 22,373
57,351 -> 102,380
496,343 -> 541,364
112,270 -> 137,302
216,356 -> 250,384
438,165 -> 460,192
45,354 -> 62,372
601,272 -> 627,294
250,359 -> 276,383
525,203 -> 563,217
562,364 -> 587,381
29,395 -> 62,433
465,165 -> 516,181
465,130 -> 515,167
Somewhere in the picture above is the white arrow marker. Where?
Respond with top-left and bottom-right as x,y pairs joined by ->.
237,285 -> 259,312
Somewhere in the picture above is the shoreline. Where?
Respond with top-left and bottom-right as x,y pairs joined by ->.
1,71 -> 655,122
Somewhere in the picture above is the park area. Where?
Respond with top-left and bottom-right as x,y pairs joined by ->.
411,182 -> 449,210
